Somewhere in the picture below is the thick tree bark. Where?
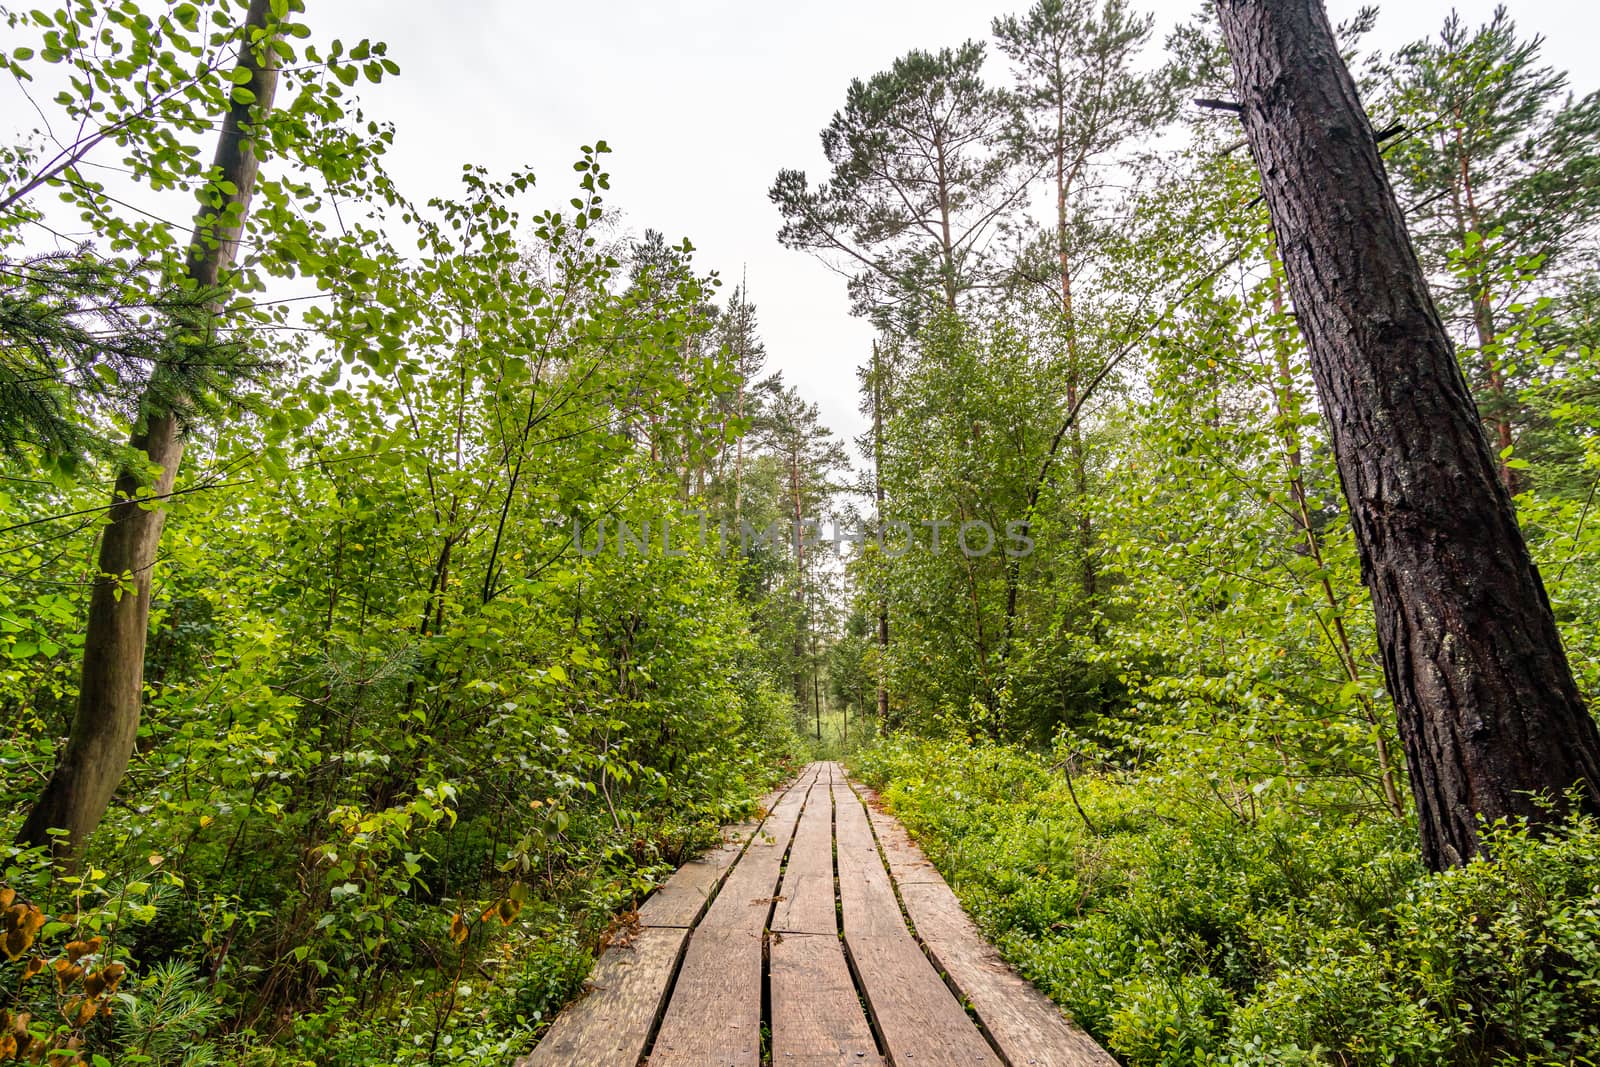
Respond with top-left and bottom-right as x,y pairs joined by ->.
1216,0 -> 1600,869
18,0 -> 280,862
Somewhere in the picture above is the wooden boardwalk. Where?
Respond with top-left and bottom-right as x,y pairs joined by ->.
518,762 -> 1116,1066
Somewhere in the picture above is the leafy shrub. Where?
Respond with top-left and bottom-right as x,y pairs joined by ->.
853,735 -> 1600,1066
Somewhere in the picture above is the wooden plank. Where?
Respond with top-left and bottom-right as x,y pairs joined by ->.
649,766 -> 819,1066
832,774 -> 905,939
770,932 -> 883,1065
772,764 -> 838,935
698,764 -> 816,934
646,928 -> 765,1066
833,782 -> 1001,1064
516,924 -> 688,1067
898,882 -> 1117,1067
844,934 -> 1000,1065
637,837 -> 747,929
523,768 -> 809,1066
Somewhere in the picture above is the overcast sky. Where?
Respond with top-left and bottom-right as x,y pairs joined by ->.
11,2 -> 1597,451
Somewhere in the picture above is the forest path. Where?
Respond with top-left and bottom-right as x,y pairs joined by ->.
517,761 -> 1115,1066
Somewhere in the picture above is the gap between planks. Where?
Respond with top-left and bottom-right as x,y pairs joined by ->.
520,764 -> 1118,1067
770,762 -> 884,1065
647,764 -> 823,1065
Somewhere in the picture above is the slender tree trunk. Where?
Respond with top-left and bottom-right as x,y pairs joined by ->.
733,280 -> 750,528
934,138 -> 958,311
1449,136 -> 1520,495
791,452 -> 808,706
1054,107 -> 1097,601
18,0 -> 280,862
813,667 -> 822,742
1217,0 -> 1600,869
1056,108 -> 1072,320
871,342 -> 889,723
733,380 -> 746,528
1262,254 -> 1403,817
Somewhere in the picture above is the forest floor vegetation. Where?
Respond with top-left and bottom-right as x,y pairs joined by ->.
852,735 -> 1600,1066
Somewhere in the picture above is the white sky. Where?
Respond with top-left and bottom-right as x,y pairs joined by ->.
9,1 -> 1597,451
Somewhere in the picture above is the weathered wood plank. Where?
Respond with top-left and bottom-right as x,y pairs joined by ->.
646,928 -> 765,1066
844,933 -> 999,1065
698,763 -> 817,934
831,775 -> 905,940
522,769 -> 806,1066
515,924 -> 688,1067
772,764 -> 838,935
770,931 -> 883,1065
833,782 -> 1001,1064
649,766 -> 819,1065
637,837 -> 747,929
856,784 -> 1117,1067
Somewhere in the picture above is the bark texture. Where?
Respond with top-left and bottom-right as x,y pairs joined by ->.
18,0 -> 280,861
1216,0 -> 1600,869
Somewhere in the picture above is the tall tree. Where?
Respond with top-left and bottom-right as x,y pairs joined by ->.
715,280 -> 768,527
862,341 -> 891,722
1215,0 -> 1600,869
1381,7 -> 1600,493
17,0 -> 282,860
759,384 -> 849,711
771,42 -> 1026,333
991,0 -> 1169,621
993,0 -> 1164,330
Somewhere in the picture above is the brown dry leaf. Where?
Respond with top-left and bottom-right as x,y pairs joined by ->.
83,962 -> 124,1000
63,938 -> 100,964
2,904 -> 46,962
52,959 -> 84,994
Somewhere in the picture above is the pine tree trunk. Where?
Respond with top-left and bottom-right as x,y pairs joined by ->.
791,453 -> 809,707
17,0 -> 280,863
1450,143 -> 1520,495
1217,0 -> 1600,869
872,343 -> 889,724
813,668 -> 822,742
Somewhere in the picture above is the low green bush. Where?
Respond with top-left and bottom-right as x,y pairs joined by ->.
852,735 -> 1600,1066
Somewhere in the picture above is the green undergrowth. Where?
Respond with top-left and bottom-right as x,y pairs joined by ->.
0,741 -> 803,1067
851,735 -> 1600,1066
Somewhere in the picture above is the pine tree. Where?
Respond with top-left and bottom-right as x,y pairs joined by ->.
1217,0 -> 1600,870
758,385 -> 849,711
1381,7 -> 1600,492
771,43 -> 1026,334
